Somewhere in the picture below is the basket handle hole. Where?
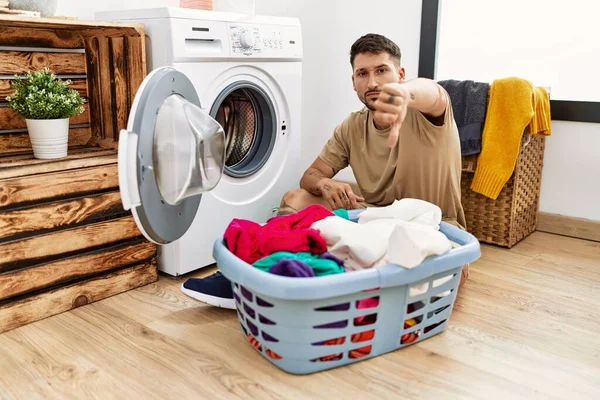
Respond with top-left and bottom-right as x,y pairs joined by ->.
424,319 -> 447,334
349,345 -> 372,359
256,297 -> 274,308
407,301 -> 426,314
353,313 -> 377,326
404,315 -> 423,328
431,290 -> 454,304
315,302 -> 350,312
312,336 -> 345,346
262,331 -> 279,343
240,286 -> 254,302
409,282 -> 430,297
243,302 -> 256,319
247,320 -> 259,336
427,305 -> 450,319
351,330 -> 375,343
259,314 -> 276,325
432,274 -> 456,288
310,353 -> 343,362
356,296 -> 379,310
314,320 -> 349,329
266,348 -> 282,360
401,330 -> 421,344
247,333 -> 262,351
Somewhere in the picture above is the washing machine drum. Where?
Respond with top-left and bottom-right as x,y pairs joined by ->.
217,90 -> 257,168
118,67 -> 225,245
212,83 -> 277,179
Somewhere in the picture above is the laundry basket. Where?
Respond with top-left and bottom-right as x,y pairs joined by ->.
213,209 -> 481,375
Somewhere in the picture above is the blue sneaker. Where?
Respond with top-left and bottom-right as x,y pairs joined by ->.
180,271 -> 235,309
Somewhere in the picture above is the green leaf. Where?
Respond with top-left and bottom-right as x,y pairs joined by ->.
5,67 -> 84,120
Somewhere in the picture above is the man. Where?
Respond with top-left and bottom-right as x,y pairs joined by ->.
180,33 -> 468,309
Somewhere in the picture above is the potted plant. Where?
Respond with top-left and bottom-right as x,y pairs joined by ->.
6,67 -> 84,159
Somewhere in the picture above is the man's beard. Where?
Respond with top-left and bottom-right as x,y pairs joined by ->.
362,90 -> 380,111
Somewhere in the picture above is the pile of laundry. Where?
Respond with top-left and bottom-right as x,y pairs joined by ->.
223,198 -> 453,276
224,199 -> 454,359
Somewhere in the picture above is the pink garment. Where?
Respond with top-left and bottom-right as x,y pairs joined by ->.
224,204 -> 334,264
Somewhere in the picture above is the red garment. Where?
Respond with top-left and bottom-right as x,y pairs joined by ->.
224,204 -> 333,264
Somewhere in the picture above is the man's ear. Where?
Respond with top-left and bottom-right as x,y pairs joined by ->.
398,67 -> 406,83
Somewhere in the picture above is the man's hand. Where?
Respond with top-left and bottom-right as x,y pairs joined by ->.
374,82 -> 412,148
317,179 -> 365,210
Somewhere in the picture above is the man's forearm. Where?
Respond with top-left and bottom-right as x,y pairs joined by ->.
401,78 -> 446,116
300,168 -> 329,196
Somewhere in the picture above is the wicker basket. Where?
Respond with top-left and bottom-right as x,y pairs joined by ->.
460,133 -> 546,248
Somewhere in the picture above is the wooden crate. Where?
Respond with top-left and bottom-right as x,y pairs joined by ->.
0,16 -> 157,333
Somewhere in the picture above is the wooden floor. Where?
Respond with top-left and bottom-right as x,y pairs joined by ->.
1,231 -> 599,400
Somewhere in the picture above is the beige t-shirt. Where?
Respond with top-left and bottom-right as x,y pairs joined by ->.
319,90 -> 467,229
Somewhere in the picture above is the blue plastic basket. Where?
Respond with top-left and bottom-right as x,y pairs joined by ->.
213,209 -> 481,374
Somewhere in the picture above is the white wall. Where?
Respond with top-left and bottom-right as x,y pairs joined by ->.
539,122 -> 600,221
436,0 -> 600,221
55,0 -> 179,21
253,0 -> 422,181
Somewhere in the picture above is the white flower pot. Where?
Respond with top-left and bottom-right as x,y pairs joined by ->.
25,118 -> 69,159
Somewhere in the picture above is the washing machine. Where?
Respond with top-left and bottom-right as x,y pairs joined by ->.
96,8 -> 303,275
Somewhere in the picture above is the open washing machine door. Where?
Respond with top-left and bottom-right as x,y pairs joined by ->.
118,67 -> 225,245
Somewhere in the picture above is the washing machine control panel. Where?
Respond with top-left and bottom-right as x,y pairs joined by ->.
229,25 -> 295,57
230,26 -> 261,53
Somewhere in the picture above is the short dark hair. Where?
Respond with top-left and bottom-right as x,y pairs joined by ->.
350,33 -> 401,67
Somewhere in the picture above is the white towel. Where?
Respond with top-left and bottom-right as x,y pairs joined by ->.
387,221 -> 452,268
358,198 -> 442,229
310,217 -> 390,271
311,216 -> 451,271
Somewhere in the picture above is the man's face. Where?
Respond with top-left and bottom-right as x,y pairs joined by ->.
352,52 -> 405,111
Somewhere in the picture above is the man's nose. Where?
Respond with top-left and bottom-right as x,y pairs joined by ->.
367,72 -> 378,90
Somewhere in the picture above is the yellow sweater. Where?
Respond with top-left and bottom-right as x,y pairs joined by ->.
471,78 -> 550,199
530,86 -> 552,136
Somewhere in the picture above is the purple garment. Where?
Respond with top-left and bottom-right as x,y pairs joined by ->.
268,259 -> 315,278
320,252 -> 344,266
268,252 -> 347,328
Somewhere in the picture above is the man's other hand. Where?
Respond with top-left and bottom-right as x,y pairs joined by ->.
317,179 -> 365,210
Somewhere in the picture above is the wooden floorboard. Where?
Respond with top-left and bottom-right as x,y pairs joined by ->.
0,231 -> 599,399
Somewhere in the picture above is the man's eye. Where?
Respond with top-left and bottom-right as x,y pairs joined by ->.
378,68 -> 387,74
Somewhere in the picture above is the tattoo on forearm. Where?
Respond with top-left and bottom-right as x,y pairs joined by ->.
305,169 -> 327,197
323,183 -> 332,191
410,92 -> 415,100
